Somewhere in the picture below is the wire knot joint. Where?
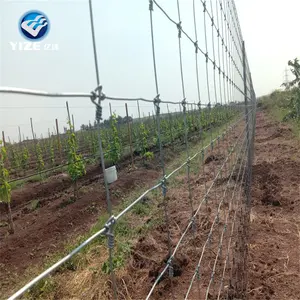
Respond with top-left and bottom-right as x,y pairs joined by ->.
205,52 -> 209,63
161,175 -> 168,197
177,22 -> 182,38
154,95 -> 161,115
103,215 -> 116,249
167,256 -> 174,278
194,41 -> 198,54
149,0 -> 153,11
203,1 -> 206,12
181,98 -> 187,113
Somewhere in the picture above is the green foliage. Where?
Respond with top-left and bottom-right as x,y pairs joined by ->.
90,133 -> 98,157
101,241 -> 131,274
280,58 -> 300,122
50,142 -> 55,167
25,277 -> 56,299
187,114 -> 194,132
282,58 -> 300,89
36,142 -> 45,175
0,141 -> 11,204
21,147 -> 29,172
66,122 -> 86,183
3,104 -> 237,182
132,200 -> 150,216
10,147 -> 20,171
139,122 -> 148,155
30,199 -> 40,211
143,151 -> 154,161
105,113 -> 121,165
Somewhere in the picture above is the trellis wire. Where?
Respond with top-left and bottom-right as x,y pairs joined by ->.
6,107 -> 252,300
2,0 -> 256,299
146,116 -> 249,299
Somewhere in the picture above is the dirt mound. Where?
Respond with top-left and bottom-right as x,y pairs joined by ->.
252,162 -> 281,206
248,111 -> 300,300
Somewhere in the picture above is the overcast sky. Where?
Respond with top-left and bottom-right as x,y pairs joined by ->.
0,0 -> 299,142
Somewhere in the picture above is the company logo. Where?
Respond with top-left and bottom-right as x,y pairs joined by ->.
19,10 -> 50,41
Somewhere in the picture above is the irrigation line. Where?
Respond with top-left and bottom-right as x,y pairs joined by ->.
7,152 -> 96,184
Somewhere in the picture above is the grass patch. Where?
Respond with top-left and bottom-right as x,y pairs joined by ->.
259,89 -> 300,139
132,199 -> 151,216
101,241 -> 132,274
30,199 -> 40,211
10,174 -> 45,190
24,277 -> 56,300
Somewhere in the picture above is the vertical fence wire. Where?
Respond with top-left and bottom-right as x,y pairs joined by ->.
3,0 -> 257,299
88,0 -> 116,298
149,1 -> 174,298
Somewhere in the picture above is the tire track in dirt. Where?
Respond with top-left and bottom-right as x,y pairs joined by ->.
248,111 -> 300,300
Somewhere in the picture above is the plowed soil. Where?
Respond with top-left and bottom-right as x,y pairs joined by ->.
42,117 -> 249,300
2,110 -> 300,300
248,111 -> 300,300
0,159 -> 161,296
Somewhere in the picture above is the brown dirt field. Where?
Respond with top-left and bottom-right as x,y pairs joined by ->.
6,110 -> 299,300
0,159 -> 160,297
37,118 -> 249,300
0,135 -> 202,298
248,111 -> 300,300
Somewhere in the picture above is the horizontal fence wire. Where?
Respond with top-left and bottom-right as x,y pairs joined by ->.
5,107 -> 243,183
6,110 -> 252,300
2,0 -> 256,299
145,117 -> 249,299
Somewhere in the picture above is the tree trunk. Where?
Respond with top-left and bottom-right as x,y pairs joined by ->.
6,202 -> 14,234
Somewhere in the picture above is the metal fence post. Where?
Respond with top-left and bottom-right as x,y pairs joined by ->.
242,41 -> 251,206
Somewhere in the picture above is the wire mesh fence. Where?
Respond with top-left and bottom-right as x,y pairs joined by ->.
1,0 -> 256,299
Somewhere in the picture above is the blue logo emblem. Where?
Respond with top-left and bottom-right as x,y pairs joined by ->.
19,10 -> 50,41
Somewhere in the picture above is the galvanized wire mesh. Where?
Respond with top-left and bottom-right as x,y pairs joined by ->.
2,0 -> 256,299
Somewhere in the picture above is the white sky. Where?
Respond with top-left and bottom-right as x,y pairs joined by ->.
0,0 -> 299,142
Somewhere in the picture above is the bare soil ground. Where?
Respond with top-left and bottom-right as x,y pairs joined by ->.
0,155 -> 161,296
4,111 -> 298,300
35,119 -> 248,300
0,136 -> 200,298
248,111 -> 300,300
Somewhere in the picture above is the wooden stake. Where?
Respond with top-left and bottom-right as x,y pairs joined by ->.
55,119 -> 63,164
66,101 -> 71,129
30,118 -> 36,142
125,103 -> 134,167
2,131 -> 6,147
137,100 -> 141,120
